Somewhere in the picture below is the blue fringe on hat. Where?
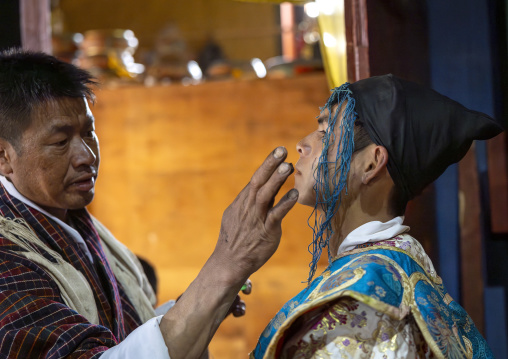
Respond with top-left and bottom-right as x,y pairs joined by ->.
306,83 -> 358,284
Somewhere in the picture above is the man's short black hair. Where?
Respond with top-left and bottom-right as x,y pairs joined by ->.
0,48 -> 97,148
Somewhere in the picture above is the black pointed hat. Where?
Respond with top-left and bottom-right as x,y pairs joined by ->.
349,74 -> 504,201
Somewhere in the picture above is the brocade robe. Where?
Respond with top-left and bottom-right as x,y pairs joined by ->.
253,234 -> 493,359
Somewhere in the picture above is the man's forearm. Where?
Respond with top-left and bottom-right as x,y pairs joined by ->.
159,255 -> 246,359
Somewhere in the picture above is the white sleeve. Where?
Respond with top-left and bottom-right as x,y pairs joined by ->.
100,315 -> 170,359
155,299 -> 176,316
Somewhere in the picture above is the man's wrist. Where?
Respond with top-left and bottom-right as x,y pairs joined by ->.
204,252 -> 250,291
159,255 -> 248,359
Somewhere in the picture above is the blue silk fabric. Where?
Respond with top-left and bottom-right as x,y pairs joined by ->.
253,246 -> 493,359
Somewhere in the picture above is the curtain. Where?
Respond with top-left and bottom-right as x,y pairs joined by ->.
315,0 -> 347,88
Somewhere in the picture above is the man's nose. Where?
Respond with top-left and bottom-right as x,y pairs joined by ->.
73,139 -> 97,167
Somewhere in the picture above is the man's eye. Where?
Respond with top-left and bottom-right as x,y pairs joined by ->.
54,139 -> 68,146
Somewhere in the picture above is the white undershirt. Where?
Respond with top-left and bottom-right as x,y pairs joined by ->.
0,176 -> 171,358
337,216 -> 410,254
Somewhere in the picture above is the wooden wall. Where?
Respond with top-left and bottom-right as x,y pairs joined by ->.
88,74 -> 330,357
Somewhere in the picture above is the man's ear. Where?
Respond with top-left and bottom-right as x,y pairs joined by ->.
362,146 -> 389,185
0,139 -> 15,177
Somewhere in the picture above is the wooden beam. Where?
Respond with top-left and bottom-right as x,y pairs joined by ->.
280,3 -> 296,61
20,0 -> 52,53
344,0 -> 370,82
487,133 -> 508,234
459,144 -> 484,334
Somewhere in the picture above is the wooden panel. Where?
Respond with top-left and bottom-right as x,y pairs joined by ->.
344,0 -> 370,82
88,74 -> 330,357
366,0 -> 430,85
458,144 -> 484,333
20,0 -> 51,53
487,132 -> 508,234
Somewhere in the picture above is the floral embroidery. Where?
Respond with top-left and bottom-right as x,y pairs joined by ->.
375,286 -> 386,298
430,292 -> 439,302
292,333 -> 331,358
462,336 -> 474,359
463,316 -> 472,333
311,266 -> 366,301
317,305 -> 348,331
341,300 -> 359,312
287,300 -> 299,316
415,281 -> 474,359
316,299 -> 358,332
350,311 -> 367,328
417,297 -> 429,306
372,319 -> 399,353
426,315 -> 466,359
333,334 -> 373,356
385,264 -> 402,282
398,240 -> 412,251
319,268 -> 357,292
351,234 -> 438,278
441,306 -> 450,318
349,254 -> 387,267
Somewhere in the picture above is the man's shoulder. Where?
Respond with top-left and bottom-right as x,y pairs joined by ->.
337,233 -> 438,278
0,214 -> 61,270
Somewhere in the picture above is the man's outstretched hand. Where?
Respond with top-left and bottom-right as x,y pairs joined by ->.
211,146 -> 299,282
161,147 -> 298,359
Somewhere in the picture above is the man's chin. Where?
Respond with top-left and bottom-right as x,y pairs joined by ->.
68,192 -> 95,209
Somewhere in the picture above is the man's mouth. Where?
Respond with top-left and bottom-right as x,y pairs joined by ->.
70,173 -> 96,191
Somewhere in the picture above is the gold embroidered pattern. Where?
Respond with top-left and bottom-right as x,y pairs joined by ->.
372,319 -> 399,353
375,286 -> 387,298
333,234 -> 440,283
262,311 -> 286,338
292,333 -> 332,358
443,293 -> 453,305
284,298 -> 430,358
426,317 -> 467,359
315,301 -> 352,331
462,336 -> 473,359
308,266 -> 366,302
